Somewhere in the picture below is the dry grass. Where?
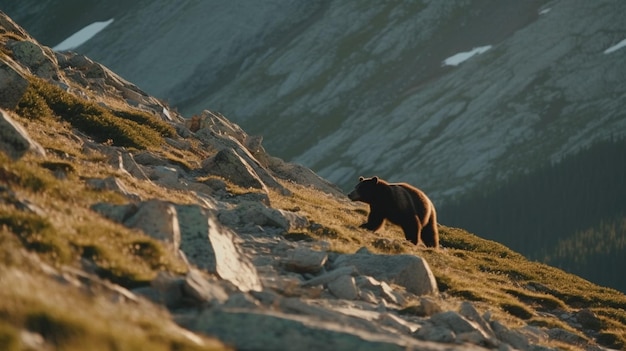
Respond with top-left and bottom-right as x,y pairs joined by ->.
269,181 -> 626,349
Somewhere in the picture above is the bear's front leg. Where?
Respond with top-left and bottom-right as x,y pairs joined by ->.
361,210 -> 384,231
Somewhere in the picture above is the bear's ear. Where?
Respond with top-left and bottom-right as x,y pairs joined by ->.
359,176 -> 364,182
372,176 -> 379,183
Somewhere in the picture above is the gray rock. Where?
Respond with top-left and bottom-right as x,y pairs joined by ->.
575,308 -> 603,330
0,58 -> 29,110
431,311 -> 481,335
124,200 -> 181,250
545,328 -> 587,346
414,324 -> 456,343
459,301 -> 494,337
333,251 -> 438,296
149,165 -> 181,188
283,247 -> 327,274
202,147 -> 267,191
491,320 -> 530,350
9,40 -> 59,79
133,272 -> 184,308
328,275 -> 358,300
223,292 -> 260,309
175,203 -> 262,292
219,201 -> 307,230
85,176 -> 140,201
192,309 -> 442,351
417,297 -> 443,317
0,109 -> 46,160
356,276 -> 401,305
182,269 -> 228,304
301,266 -> 356,287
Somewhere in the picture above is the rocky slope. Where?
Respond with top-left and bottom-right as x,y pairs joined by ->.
5,0 -> 626,293
1,11 -> 626,351
5,0 -> 625,199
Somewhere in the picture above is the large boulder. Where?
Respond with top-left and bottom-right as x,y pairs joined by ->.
0,109 -> 46,160
175,204 -> 262,292
202,147 -> 267,191
92,200 -> 262,292
332,249 -> 438,296
0,58 -> 29,110
8,40 -> 59,80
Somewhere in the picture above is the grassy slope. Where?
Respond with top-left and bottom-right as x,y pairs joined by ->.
269,184 -> 626,349
1,75 -> 625,350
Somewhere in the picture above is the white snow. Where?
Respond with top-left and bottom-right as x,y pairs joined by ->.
442,45 -> 492,66
53,19 -> 114,51
604,38 -> 626,54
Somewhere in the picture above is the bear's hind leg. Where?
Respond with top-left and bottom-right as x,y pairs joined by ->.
421,220 -> 439,248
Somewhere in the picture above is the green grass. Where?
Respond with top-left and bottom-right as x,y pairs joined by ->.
16,77 -> 175,149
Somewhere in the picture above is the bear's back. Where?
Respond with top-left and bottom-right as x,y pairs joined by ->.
392,183 -> 432,219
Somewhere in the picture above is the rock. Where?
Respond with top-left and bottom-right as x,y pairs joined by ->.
91,201 -> 174,248
491,320 -> 530,350
327,275 -> 358,300
9,40 -> 59,79
414,324 -> 456,343
133,151 -> 168,166
0,109 -> 46,160
120,152 -> 151,180
149,165 -> 182,188
283,247 -> 328,274
197,128 -> 291,195
124,200 -> 181,249
459,301 -> 494,337
0,58 -> 30,110
575,308 -> 603,330
376,312 -> 416,334
267,156 -> 345,197
133,272 -> 184,308
545,328 -> 588,346
175,204 -> 262,292
182,269 -> 228,304
219,201 -> 307,231
223,292 -> 260,309
301,266 -> 356,287
202,147 -> 267,191
188,110 -> 248,144
192,309 -> 438,351
85,176 -> 140,201
417,297 -> 443,317
356,276 -> 401,305
430,311 -> 481,335
333,251 -> 438,296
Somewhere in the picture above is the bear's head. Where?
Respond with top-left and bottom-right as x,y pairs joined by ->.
347,176 -> 380,203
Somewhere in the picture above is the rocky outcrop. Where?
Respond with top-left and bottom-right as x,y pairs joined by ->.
0,109 -> 45,159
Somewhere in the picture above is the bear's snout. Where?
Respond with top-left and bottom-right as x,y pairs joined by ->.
347,190 -> 360,201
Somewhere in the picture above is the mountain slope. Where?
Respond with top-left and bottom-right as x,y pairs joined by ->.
3,0 -> 626,297
1,9 -> 626,351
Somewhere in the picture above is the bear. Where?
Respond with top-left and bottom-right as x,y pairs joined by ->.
348,176 -> 439,248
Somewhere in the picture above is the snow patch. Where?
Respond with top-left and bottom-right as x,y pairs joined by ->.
53,19 -> 114,51
539,8 -> 551,15
442,45 -> 492,66
604,38 -> 626,54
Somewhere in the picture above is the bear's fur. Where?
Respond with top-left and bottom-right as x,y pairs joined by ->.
348,176 -> 439,248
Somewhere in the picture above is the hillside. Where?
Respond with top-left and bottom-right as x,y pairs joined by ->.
2,12 -> 626,351
3,0 -> 625,295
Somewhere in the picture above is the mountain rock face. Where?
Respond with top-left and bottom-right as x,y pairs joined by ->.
5,0 -> 625,202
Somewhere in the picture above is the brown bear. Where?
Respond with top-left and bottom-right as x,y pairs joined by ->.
348,176 -> 439,248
